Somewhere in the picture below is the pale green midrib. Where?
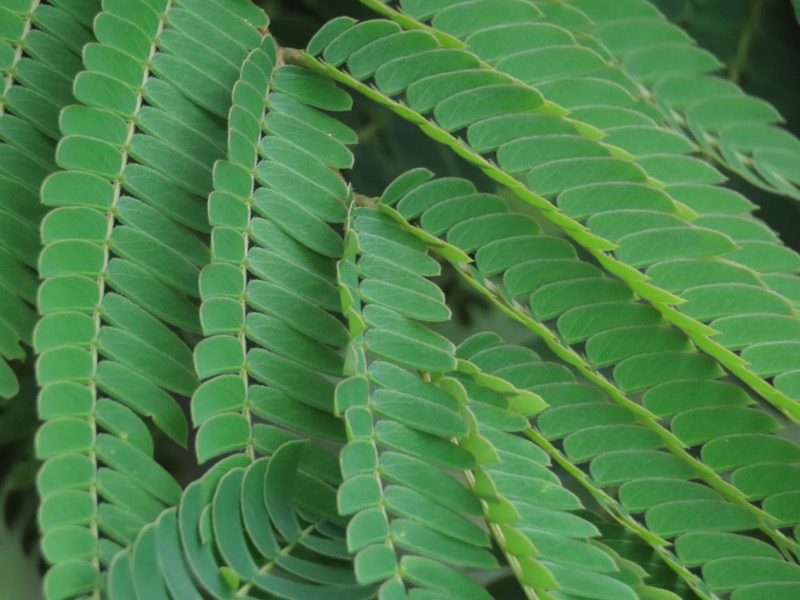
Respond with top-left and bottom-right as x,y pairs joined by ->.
292,47 -> 800,426
361,198 -> 800,562
339,209 -> 408,590
461,467 -> 541,600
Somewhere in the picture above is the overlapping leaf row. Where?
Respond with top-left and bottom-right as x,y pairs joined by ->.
0,0 -> 98,399
380,175 -> 800,598
192,37 -> 355,472
195,36 -> 360,565
337,204 -> 648,600
301,14 -> 800,424
35,1 -> 268,598
107,445 -> 372,600
372,0 -> 800,418
337,205 -> 495,600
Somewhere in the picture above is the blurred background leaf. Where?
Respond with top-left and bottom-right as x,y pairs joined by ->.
1,375 -> 42,600
651,0 -> 800,248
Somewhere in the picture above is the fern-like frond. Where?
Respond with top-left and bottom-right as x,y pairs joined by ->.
6,2 -> 798,599
0,0 -> 99,399
193,33 -> 278,463
388,0 -> 800,315
107,446 -> 373,599
368,171 -> 800,596
337,202 -> 498,599
185,35 -> 372,598
35,2 -> 268,597
336,201 -> 658,599
295,17 -> 800,425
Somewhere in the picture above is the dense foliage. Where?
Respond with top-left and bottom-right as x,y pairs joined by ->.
1,1 -> 800,598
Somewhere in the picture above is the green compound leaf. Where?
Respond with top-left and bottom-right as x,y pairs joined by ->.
305,5 -> 800,425
341,158 -> 800,597
193,43 -> 358,470
13,3 -> 800,600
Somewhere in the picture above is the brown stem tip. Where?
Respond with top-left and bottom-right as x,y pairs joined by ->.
282,48 -> 307,67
